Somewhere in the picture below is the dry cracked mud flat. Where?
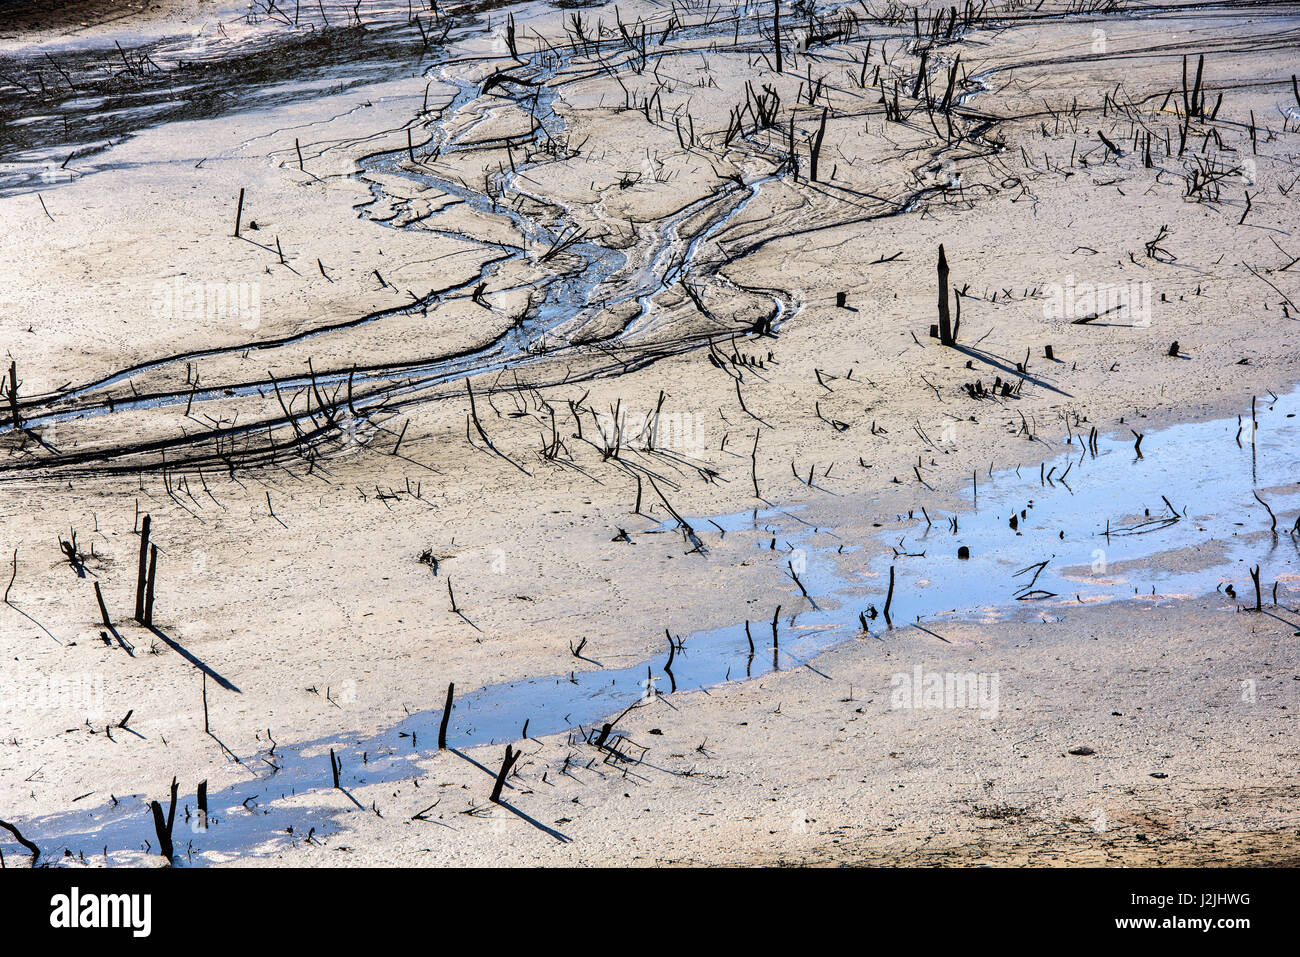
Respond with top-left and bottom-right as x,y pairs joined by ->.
0,0 -> 1299,868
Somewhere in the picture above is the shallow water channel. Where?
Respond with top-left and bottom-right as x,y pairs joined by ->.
16,384 -> 1299,864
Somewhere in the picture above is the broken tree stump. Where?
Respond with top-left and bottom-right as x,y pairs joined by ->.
936,244 -> 955,345
149,777 -> 178,861
490,744 -> 521,803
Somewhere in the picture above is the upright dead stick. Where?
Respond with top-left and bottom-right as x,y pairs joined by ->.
4,547 -> 15,604
144,544 -> 158,626
135,514 -> 151,621
438,681 -> 454,749
5,361 -> 19,429
884,564 -> 895,629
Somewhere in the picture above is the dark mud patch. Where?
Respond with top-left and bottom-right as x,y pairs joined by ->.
0,0 -> 519,195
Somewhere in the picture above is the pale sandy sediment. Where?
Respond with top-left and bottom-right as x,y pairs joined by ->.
1,0 -> 1298,866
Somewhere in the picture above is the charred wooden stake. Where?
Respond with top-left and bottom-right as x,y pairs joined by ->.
772,0 -> 782,73
135,514 -> 151,621
234,187 -> 245,238
490,744 -> 520,803
330,748 -> 341,789
936,245 -> 954,345
751,429 -> 762,499
197,780 -> 208,829
5,361 -> 19,430
144,543 -> 158,626
809,107 -> 828,182
438,682 -> 454,749
149,777 -> 178,861
1250,565 -> 1262,612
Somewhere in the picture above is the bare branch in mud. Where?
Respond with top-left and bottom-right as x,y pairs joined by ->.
1252,490 -> 1277,535
884,565 -> 895,629
0,819 -> 40,866
466,380 -> 530,475
648,475 -> 704,552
